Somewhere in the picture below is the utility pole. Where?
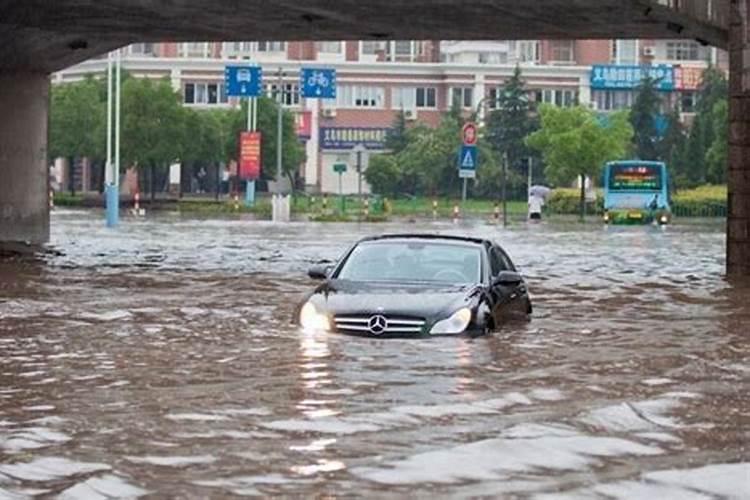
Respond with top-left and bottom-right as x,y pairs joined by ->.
276,67 -> 284,194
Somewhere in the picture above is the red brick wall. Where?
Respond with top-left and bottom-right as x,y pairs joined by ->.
288,41 -> 316,60
346,41 -> 359,62
159,43 -> 178,58
575,40 -> 611,65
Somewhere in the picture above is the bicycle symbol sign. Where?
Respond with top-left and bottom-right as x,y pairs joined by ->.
300,68 -> 337,99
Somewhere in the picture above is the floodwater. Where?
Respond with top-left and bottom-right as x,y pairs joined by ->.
0,209 -> 748,499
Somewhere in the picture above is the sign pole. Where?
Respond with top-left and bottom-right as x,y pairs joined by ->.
502,152 -> 508,228
462,178 -> 467,203
338,171 -> 344,214
245,96 -> 256,207
357,150 -> 362,201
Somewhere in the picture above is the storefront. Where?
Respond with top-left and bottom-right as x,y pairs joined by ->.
318,126 -> 390,194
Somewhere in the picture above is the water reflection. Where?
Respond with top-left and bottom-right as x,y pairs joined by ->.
0,211 -> 747,497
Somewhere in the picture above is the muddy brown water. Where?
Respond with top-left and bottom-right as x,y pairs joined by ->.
0,210 -> 748,498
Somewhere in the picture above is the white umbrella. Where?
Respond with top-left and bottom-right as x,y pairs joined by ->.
529,185 -> 551,199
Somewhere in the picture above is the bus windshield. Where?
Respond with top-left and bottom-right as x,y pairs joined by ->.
608,164 -> 662,191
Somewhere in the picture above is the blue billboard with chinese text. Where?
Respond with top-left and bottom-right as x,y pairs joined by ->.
590,65 -> 675,91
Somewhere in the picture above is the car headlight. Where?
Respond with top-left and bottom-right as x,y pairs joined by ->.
430,308 -> 472,334
299,302 -> 330,332
660,215 -> 669,224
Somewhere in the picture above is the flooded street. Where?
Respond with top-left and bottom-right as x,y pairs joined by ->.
0,210 -> 748,498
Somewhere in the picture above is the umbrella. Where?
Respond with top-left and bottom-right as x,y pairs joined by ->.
529,185 -> 551,199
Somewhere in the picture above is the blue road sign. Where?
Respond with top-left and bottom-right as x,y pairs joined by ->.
225,66 -> 263,97
300,68 -> 337,98
459,145 -> 478,179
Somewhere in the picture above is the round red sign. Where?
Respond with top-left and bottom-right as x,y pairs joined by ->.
462,123 -> 478,146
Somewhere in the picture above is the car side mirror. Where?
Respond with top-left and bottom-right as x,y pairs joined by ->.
307,265 -> 330,280
493,270 -> 522,286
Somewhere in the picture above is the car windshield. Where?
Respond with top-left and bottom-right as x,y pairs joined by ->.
336,240 -> 482,283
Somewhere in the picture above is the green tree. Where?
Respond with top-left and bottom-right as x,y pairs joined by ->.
629,76 -> 663,160
674,66 -> 728,188
385,110 -> 409,154
706,99 -> 728,184
526,105 -> 633,220
181,108 -> 227,197
485,65 -> 539,197
658,106 -> 687,191
224,98 -> 305,191
120,77 -> 186,200
364,155 -> 402,196
49,77 -> 106,194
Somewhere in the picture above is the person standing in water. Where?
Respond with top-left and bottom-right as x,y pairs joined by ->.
529,193 -> 544,220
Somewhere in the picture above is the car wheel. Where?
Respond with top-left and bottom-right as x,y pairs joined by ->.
525,299 -> 533,315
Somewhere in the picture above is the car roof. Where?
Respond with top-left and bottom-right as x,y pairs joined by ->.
357,234 -> 489,247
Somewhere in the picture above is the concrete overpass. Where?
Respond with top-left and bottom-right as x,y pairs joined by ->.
0,0 -> 748,274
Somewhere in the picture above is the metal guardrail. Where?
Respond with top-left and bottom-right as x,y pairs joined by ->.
651,0 -> 730,28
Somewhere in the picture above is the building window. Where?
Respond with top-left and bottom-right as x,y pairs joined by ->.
179,42 -> 210,58
680,91 -> 697,113
316,41 -> 343,54
129,43 -> 154,56
666,41 -> 701,61
257,41 -> 286,52
517,41 -> 540,62
184,82 -> 228,105
550,40 -> 575,63
224,41 -> 254,54
535,89 -> 578,107
479,52 -> 508,64
337,85 -> 385,108
265,83 -> 301,106
592,90 -> 635,111
450,87 -> 474,109
386,41 -> 416,61
361,41 -> 387,56
392,87 -> 436,109
416,87 -> 436,108
487,87 -> 503,108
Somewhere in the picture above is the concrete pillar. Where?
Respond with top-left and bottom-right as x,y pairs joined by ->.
727,0 -> 750,276
0,72 -> 49,245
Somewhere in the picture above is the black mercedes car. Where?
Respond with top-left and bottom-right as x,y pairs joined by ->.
298,234 -> 531,337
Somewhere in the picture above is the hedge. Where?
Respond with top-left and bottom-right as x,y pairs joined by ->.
546,185 -> 727,217
546,188 -> 604,215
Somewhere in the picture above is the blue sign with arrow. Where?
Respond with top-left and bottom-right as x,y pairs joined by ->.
458,145 -> 478,179
225,66 -> 263,97
300,68 -> 337,98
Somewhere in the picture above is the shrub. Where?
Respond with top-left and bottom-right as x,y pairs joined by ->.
546,188 -> 604,215
672,185 -> 727,217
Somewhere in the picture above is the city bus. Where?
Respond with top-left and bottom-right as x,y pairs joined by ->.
602,161 -> 671,225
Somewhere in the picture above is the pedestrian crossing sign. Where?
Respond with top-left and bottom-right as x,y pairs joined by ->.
458,145 -> 478,178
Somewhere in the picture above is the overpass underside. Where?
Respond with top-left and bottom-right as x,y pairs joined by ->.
0,0 -> 747,275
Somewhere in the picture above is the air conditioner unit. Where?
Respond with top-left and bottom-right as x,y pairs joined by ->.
643,46 -> 656,57
404,109 -> 418,121
322,108 -> 337,118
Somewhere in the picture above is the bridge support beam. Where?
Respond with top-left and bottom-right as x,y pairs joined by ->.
0,72 -> 50,245
728,0 -> 750,276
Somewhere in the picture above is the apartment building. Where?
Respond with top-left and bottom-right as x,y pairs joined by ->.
56,39 -> 725,194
